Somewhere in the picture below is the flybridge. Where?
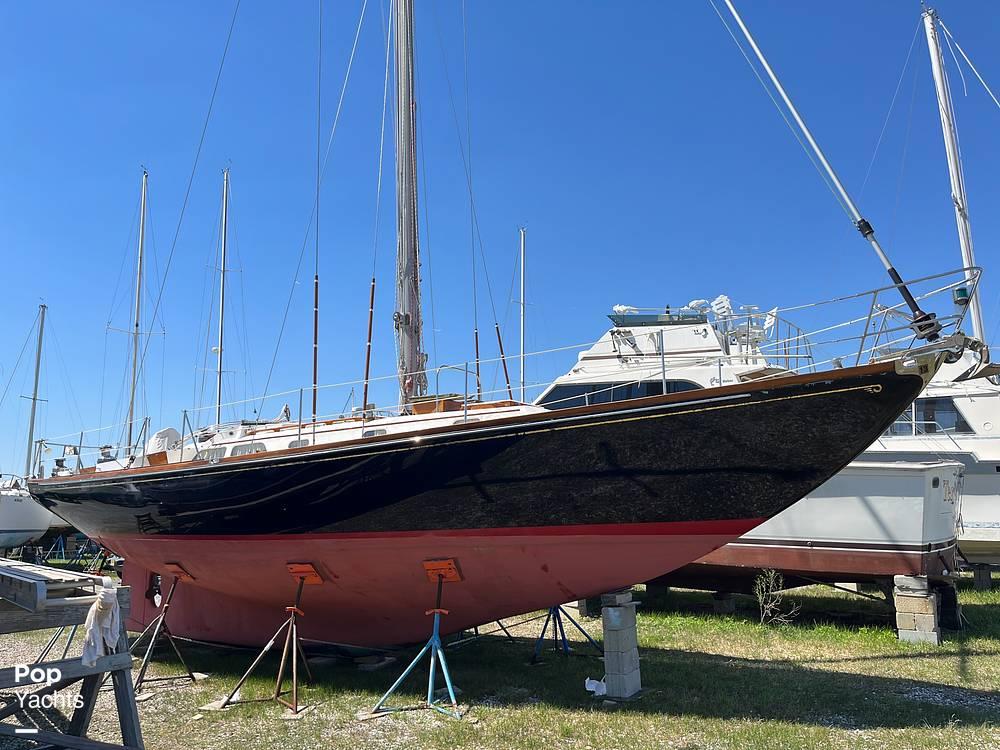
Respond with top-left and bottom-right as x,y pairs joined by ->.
608,307 -> 709,328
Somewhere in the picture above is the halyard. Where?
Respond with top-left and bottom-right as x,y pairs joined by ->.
1,575 -> 997,750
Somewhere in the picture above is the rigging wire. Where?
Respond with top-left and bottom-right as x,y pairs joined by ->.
256,0 -> 370,413
859,20 -> 922,201
0,310 -> 39,412
706,0 -> 854,223
939,20 -> 1000,111
192,177 -> 224,418
98,192 -> 141,433
940,24 -> 968,98
46,316 -> 85,431
429,3 -> 507,371
887,63 -> 920,256
312,0 -> 323,424
196,190 -> 225,423
363,1 -> 394,391
129,0 -> 241,444
460,0 -> 480,394
415,70 -> 438,365
228,184 -> 256,417
937,18 -> 1000,344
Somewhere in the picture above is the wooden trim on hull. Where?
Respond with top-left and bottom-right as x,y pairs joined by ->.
33,360 -> 901,488
31,366 -> 927,541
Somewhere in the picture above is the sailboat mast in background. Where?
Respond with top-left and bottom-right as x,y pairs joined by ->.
127,169 -> 148,449
216,168 -> 230,424
922,8 -> 986,343
519,227 -> 526,403
24,303 -> 47,478
393,0 -> 428,407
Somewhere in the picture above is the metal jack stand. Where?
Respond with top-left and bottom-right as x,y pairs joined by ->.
530,605 -> 602,664
367,559 -> 463,720
130,575 -> 197,692
217,564 -> 320,716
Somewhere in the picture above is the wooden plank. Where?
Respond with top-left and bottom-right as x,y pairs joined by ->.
0,652 -> 131,689
0,598 -> 94,634
68,673 -> 104,737
0,587 -> 130,634
0,558 -> 111,613
111,628 -> 143,749
0,724 -> 141,750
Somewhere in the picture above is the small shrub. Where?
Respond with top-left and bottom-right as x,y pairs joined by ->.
753,569 -> 801,625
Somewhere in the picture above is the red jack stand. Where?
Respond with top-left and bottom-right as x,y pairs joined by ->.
216,563 -> 321,716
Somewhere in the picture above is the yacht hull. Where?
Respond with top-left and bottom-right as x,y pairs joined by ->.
0,490 -> 54,549
652,460 -> 963,593
118,521 -> 754,647
858,448 -> 1000,565
31,361 -> 928,646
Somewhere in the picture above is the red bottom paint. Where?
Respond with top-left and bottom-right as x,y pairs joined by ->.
114,519 -> 761,648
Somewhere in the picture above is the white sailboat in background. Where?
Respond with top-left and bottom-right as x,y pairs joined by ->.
864,9 -> 1000,570
0,304 -> 57,551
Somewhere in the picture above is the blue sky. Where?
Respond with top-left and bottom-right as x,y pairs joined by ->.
2,1 -> 999,471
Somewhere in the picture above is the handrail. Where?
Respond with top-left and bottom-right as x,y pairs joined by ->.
33,265 -> 980,473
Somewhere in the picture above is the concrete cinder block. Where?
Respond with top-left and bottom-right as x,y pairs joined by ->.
895,612 -> 916,631
711,592 -> 736,615
601,590 -> 634,607
973,566 -> 994,591
898,628 -> 941,646
603,648 -> 640,675
601,605 -> 637,632
893,575 -> 930,595
603,626 -> 637,653
894,592 -> 938,615
913,613 -> 939,633
604,668 -> 641,699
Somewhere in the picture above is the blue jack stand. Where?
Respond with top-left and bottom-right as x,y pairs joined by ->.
530,605 -> 602,664
368,566 -> 462,720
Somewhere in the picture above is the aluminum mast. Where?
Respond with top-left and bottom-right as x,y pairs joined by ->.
922,8 -> 985,342
722,0 -> 939,340
127,169 -> 148,449
519,227 -> 526,403
216,168 -> 230,424
24,303 -> 46,478
393,0 -> 428,406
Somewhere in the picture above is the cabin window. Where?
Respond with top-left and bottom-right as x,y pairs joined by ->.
201,447 -> 227,462
539,380 -> 699,410
915,397 -> 973,435
230,442 -> 267,457
288,439 -> 309,449
362,429 -> 387,438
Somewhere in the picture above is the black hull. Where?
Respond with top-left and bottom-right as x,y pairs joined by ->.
32,363 -> 926,540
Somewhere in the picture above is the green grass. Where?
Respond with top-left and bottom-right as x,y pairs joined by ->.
2,575 -> 999,750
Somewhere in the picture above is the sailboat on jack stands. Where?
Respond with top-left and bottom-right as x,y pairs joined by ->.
1,304 -> 58,550
31,0 -> 962,648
